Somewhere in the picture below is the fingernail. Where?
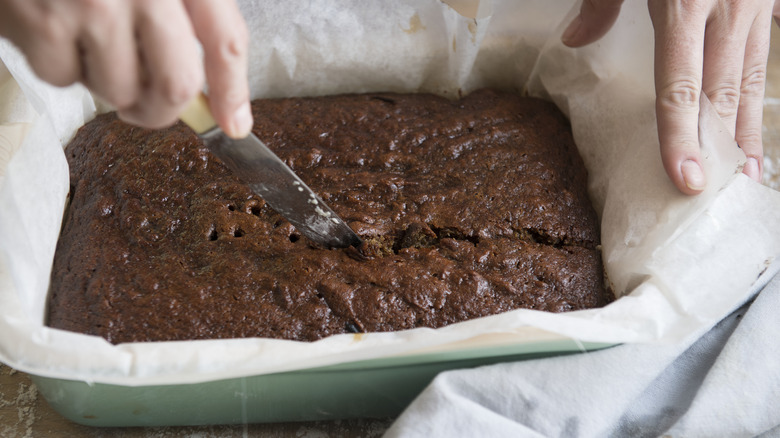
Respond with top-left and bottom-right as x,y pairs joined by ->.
743,157 -> 761,181
681,160 -> 706,191
229,102 -> 253,139
561,16 -> 582,45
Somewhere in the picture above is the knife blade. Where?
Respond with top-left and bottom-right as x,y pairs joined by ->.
180,93 -> 362,249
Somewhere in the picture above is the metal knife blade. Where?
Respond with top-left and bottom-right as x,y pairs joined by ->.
181,94 -> 362,249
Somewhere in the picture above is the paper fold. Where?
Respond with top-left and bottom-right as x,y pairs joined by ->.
1,0 -> 780,386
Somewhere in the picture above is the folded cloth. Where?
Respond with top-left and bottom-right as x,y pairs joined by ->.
385,260 -> 780,438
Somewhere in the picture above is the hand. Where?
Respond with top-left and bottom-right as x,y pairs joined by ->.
0,0 -> 253,139
562,0 -> 776,195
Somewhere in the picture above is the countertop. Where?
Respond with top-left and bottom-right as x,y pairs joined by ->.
3,20 -> 780,438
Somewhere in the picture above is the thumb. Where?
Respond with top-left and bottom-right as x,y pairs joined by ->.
562,0 -> 625,48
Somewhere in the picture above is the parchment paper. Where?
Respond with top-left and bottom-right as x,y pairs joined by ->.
1,0 -> 780,386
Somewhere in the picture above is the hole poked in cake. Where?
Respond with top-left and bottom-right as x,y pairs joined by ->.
207,225 -> 218,241
223,199 -> 265,217
265,220 -> 302,245
207,224 -> 248,240
243,199 -> 264,216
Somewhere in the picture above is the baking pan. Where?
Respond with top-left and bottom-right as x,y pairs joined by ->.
32,339 -> 614,426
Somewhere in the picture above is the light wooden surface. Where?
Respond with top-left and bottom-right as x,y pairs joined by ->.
3,20 -> 780,438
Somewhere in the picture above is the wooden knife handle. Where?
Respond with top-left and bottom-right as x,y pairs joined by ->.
180,92 -> 218,134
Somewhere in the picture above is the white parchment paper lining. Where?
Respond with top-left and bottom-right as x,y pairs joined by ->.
1,0 -> 780,386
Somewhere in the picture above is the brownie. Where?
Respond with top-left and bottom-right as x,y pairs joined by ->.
47,89 -> 611,344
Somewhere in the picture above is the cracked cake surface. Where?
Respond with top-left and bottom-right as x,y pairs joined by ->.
48,89 -> 611,344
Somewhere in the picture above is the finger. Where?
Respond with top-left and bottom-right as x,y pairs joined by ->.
6,3 -> 81,87
562,0 -> 625,47
77,1 -> 140,110
736,9 -> 772,182
649,0 -> 709,195
119,0 -> 204,129
185,0 -> 252,138
701,7 -> 751,138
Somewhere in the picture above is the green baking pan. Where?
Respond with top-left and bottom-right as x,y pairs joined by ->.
31,338 -> 615,427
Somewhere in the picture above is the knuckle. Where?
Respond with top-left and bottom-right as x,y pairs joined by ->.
737,131 -> 763,151
212,24 -> 249,64
707,84 -> 741,119
741,65 -> 767,98
657,78 -> 701,111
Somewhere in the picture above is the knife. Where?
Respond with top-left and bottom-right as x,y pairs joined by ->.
180,93 -> 362,249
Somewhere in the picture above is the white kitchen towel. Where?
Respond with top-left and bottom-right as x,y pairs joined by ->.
385,258 -> 780,437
